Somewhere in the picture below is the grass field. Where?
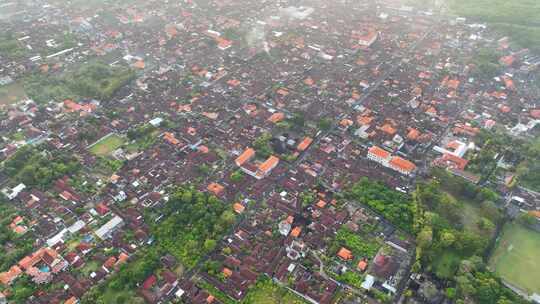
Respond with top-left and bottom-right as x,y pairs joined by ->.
242,280 -> 307,304
489,223 -> 540,294
449,0 -> 540,51
0,82 -> 27,105
89,134 -> 125,156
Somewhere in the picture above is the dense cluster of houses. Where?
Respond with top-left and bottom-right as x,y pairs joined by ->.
0,0 -> 540,303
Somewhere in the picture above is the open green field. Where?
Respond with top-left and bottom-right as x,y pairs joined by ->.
0,82 -> 27,105
449,0 -> 540,51
489,223 -> 540,294
89,134 -> 125,156
101,288 -> 144,304
242,280 -> 307,304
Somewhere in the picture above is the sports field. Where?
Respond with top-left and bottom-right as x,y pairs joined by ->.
489,222 -> 540,294
89,134 -> 125,156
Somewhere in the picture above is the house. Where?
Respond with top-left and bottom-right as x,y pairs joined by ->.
297,137 -> 313,152
2,183 -> 26,200
207,183 -> 225,197
95,215 -> 124,240
233,203 -> 245,214
0,265 -> 22,285
235,148 -> 255,166
337,247 -> 353,261
256,156 -> 280,179
367,146 -> 391,166
388,156 -> 416,176
367,146 -> 416,176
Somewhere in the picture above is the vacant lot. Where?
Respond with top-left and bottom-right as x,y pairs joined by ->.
242,280 -> 306,304
89,134 -> 125,156
489,223 -> 540,294
0,82 -> 27,105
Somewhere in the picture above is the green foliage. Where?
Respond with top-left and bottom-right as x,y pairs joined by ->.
332,227 -> 380,258
450,0 -> 540,51
241,278 -> 306,304
0,204 -> 34,273
0,35 -> 26,58
3,145 -> 80,188
23,61 -> 134,104
253,132 -> 274,158
470,48 -> 501,78
317,117 -> 332,130
230,170 -> 244,183
9,275 -> 37,303
456,257 -> 529,304
347,177 -> 415,232
335,270 -> 364,289
149,186 -> 236,268
127,124 -> 157,141
299,191 -> 316,207
108,248 -> 161,290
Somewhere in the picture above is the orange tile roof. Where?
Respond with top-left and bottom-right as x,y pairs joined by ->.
286,215 -> 294,224
447,79 -> 460,90
368,146 -> 390,160
316,200 -> 327,208
276,88 -> 289,96
380,123 -> 396,135
502,76 -> 515,90
529,210 -> 540,218
304,78 -> 315,86
163,132 -> 180,146
297,137 -> 313,152
133,60 -> 145,69
268,112 -> 285,123
0,265 -> 22,285
357,115 -> 373,126
227,79 -> 241,87
357,260 -> 368,272
407,128 -> 420,140
499,55 -> 515,66
389,156 -> 416,173
64,296 -> 78,304
340,119 -> 354,127
222,267 -> 233,278
13,226 -> 27,234
165,25 -> 178,38
198,145 -> 209,153
216,37 -> 232,49
441,153 -> 468,170
258,155 -> 279,174
446,141 -> 461,151
117,252 -> 129,265
233,203 -> 245,214
425,106 -> 437,116
337,247 -> 353,260
235,148 -> 255,166
290,226 -> 302,238
104,256 -> 117,269
207,183 -> 225,196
